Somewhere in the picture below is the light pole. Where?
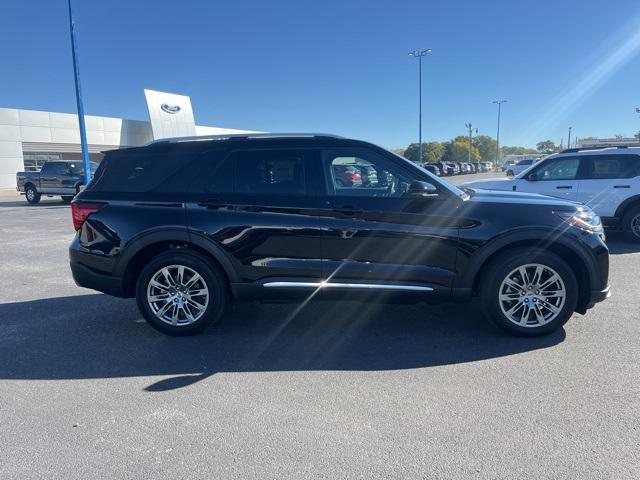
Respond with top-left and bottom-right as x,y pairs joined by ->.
408,49 -> 432,163
492,100 -> 507,167
67,0 -> 91,185
567,127 -> 572,149
465,123 -> 477,163
636,108 -> 640,142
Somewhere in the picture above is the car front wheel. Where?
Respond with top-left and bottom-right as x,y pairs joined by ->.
622,205 -> 640,243
480,249 -> 578,336
136,251 -> 228,336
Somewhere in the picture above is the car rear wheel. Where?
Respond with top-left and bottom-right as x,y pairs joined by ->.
136,250 -> 228,336
479,249 -> 578,336
506,170 -> 514,177
622,205 -> 640,243
25,185 -> 40,204
61,196 -> 74,203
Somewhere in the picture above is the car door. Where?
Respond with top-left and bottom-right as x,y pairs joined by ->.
38,162 -> 61,193
576,153 -> 640,218
316,147 -> 460,295
513,155 -> 581,201
185,147 -> 324,286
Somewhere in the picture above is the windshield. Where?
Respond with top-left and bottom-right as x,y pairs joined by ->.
388,149 -> 469,200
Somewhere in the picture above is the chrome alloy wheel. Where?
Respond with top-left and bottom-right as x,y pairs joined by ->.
146,265 -> 209,326
498,263 -> 566,328
26,188 -> 35,201
631,213 -> 640,239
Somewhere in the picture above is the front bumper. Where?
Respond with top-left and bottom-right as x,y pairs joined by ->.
586,285 -> 611,309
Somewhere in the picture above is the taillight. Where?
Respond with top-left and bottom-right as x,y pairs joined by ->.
71,201 -> 104,231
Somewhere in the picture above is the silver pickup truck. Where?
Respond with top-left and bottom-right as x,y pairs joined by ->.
16,160 -> 97,204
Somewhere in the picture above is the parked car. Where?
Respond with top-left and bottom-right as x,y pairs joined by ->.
69,134 -> 610,337
423,164 -> 439,176
505,158 -> 542,177
16,160 -> 98,204
502,161 -> 516,172
446,162 -> 460,175
333,164 -> 363,187
463,145 -> 640,242
431,162 -> 447,176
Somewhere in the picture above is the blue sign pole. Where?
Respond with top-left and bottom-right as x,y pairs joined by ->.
67,0 -> 92,185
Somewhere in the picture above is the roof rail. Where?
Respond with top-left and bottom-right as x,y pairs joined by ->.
145,132 -> 344,146
560,144 -> 639,153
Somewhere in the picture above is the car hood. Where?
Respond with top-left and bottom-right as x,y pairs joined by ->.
460,178 -> 515,191
464,187 -> 580,208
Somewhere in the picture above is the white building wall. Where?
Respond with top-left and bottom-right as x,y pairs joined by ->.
0,107 -> 258,189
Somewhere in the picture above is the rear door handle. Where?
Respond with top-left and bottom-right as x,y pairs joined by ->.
556,186 -> 573,189
614,185 -> 631,189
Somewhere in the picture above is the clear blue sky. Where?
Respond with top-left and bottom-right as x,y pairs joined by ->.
2,0 -> 640,149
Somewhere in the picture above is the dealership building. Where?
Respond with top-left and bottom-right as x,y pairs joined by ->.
0,89 -> 257,189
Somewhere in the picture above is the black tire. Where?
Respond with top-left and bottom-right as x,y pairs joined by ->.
479,248 -> 578,336
135,250 -> 228,336
25,185 -> 41,204
506,170 -> 514,177
621,205 -> 640,243
61,196 -> 74,203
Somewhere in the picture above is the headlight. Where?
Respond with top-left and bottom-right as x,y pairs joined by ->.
555,208 -> 603,233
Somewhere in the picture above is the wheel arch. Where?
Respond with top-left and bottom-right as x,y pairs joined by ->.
464,230 -> 596,313
614,194 -> 640,220
115,229 -> 239,297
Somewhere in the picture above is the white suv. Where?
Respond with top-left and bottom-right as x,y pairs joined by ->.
505,158 -> 541,177
462,146 -> 640,242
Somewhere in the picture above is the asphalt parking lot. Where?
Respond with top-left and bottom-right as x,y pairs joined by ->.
0,180 -> 638,479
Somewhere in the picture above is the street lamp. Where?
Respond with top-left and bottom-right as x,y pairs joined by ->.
408,48 -> 432,163
568,126 -> 572,149
492,100 -> 507,167
67,0 -> 91,185
465,123 -> 478,163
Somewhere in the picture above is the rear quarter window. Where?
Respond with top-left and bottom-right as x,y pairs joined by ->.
88,146 -> 220,193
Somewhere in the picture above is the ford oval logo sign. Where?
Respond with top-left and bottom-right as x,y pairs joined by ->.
161,103 -> 181,114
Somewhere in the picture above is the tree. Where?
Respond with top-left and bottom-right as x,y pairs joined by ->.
473,135 -> 498,162
536,140 -> 560,154
402,143 -> 421,162
422,142 -> 445,162
615,133 -> 625,139
402,142 -> 444,163
501,146 -> 538,156
390,148 -> 406,158
443,139 -> 480,163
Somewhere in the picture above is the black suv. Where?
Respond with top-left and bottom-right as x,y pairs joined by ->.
69,134 -> 610,336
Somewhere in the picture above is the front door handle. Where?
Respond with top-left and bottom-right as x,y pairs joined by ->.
556,185 -> 573,189
613,185 -> 631,189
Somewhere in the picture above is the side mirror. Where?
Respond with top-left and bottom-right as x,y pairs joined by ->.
527,173 -> 538,182
408,180 -> 438,197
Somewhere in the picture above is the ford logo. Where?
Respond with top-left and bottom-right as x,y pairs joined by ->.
161,103 -> 181,114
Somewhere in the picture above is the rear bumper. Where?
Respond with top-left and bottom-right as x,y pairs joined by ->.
70,261 -> 126,297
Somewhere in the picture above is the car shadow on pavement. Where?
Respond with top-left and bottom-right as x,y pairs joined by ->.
0,293 -> 565,392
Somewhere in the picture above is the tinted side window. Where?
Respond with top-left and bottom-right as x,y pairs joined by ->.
583,154 -> 640,179
89,147 -> 200,193
40,162 -> 60,175
198,152 -> 234,194
235,150 -> 305,195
